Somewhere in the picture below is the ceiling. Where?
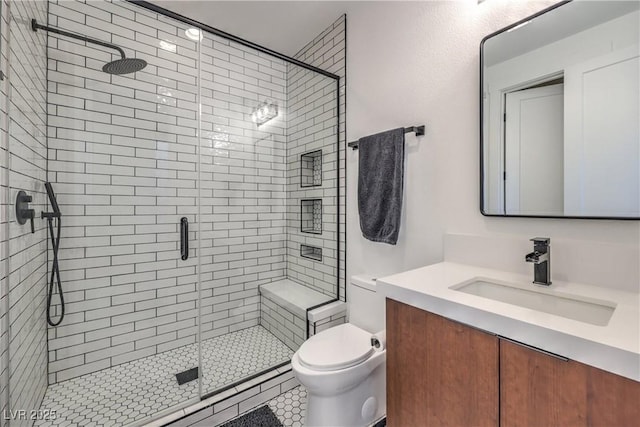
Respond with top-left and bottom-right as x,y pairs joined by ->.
148,1 -> 348,56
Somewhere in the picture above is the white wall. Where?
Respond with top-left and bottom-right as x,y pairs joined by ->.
345,0 -> 639,290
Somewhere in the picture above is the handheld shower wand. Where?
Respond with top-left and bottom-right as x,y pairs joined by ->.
42,182 -> 64,326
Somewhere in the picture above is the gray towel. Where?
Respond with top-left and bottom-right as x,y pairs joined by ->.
358,128 -> 404,245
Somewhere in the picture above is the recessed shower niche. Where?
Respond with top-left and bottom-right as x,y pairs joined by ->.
301,150 -> 322,187
301,199 -> 323,234
300,244 -> 323,261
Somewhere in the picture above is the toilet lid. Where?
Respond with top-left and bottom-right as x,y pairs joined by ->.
298,323 -> 374,371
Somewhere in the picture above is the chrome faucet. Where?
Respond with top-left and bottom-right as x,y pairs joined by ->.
525,237 -> 551,286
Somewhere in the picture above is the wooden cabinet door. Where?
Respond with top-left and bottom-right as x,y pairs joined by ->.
500,338 -> 640,427
386,299 -> 499,427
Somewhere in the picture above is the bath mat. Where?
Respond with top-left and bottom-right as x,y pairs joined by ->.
373,417 -> 387,427
220,405 -> 283,427
175,367 -> 199,385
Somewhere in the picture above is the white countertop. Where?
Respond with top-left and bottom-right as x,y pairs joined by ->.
377,262 -> 640,382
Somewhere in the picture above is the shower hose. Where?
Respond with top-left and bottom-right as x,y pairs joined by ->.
46,216 -> 64,326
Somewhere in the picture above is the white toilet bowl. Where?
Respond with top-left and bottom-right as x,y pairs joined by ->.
291,323 -> 386,427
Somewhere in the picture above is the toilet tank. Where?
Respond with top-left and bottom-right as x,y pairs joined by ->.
348,275 -> 385,333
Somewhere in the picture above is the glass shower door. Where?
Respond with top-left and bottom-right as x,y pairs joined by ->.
196,29 -> 340,399
37,4 -> 204,424
197,32 -> 293,397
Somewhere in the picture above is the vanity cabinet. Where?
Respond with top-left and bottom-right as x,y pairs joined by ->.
501,338 -> 640,426
386,299 -> 640,427
386,299 -> 499,426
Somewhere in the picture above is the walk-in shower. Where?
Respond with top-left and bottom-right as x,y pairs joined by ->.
0,0 -> 344,425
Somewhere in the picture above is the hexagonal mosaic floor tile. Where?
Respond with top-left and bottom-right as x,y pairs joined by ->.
35,326 -> 292,427
268,386 -> 307,427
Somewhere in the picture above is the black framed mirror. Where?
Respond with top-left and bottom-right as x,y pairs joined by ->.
480,0 -> 639,219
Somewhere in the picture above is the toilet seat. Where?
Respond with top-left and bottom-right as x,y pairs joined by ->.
298,323 -> 375,371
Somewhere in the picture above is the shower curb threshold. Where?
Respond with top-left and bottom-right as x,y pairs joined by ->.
139,363 -> 297,427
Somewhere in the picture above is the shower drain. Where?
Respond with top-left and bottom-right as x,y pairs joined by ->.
175,367 -> 199,385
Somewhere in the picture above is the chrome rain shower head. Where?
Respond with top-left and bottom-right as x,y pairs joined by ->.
31,19 -> 147,75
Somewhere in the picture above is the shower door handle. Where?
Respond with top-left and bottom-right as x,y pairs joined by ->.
180,217 -> 189,260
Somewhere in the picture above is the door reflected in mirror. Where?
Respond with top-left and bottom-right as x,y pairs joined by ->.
481,0 -> 639,218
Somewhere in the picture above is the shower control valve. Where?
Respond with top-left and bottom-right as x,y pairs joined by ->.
15,190 -> 35,233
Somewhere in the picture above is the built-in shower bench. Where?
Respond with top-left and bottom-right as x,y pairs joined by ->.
259,279 -> 346,351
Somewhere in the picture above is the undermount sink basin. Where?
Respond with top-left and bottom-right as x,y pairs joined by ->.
451,279 -> 616,326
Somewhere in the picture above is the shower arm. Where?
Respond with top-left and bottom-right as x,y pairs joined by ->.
31,19 -> 125,59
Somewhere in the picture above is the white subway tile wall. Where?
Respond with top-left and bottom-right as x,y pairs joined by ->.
286,50 -> 337,297
1,0 -> 49,424
0,2 -> 9,421
289,16 -> 346,301
260,294 -> 306,351
311,312 -> 347,335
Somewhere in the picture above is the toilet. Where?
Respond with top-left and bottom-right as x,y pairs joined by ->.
291,275 -> 386,427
